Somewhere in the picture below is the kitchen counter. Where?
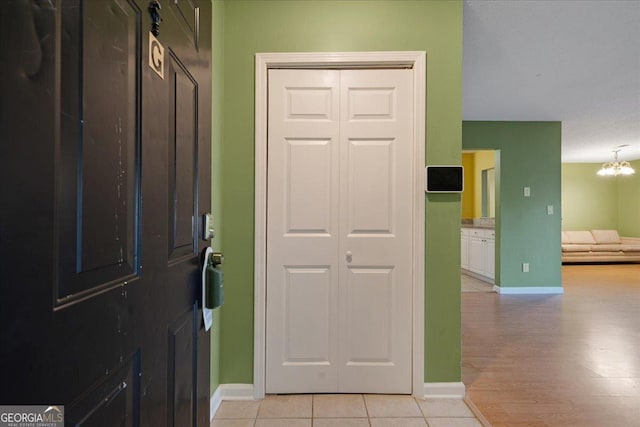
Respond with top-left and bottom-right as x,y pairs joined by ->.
461,218 -> 495,230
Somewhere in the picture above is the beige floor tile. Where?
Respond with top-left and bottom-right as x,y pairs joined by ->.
257,395 -> 312,418
461,274 -> 494,293
312,419 -> 370,427
313,394 -> 368,418
369,418 -> 427,427
364,395 -> 422,418
425,418 -> 483,427
254,419 -> 311,427
210,419 -> 255,427
215,401 -> 261,419
416,399 -> 474,418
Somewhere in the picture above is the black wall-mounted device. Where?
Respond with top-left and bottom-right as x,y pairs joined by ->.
425,166 -> 464,193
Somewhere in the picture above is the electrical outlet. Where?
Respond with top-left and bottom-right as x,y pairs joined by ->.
522,263 -> 530,273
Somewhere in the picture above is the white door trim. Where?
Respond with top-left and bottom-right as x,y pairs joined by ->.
254,51 -> 426,399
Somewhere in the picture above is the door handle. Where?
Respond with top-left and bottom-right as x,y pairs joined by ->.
346,251 -> 353,263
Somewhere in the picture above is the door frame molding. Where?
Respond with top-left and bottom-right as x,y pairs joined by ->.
253,51 -> 426,399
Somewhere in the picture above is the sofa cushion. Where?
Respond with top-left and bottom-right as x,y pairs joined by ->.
564,231 -> 596,245
562,244 -> 592,252
589,244 -> 622,252
621,245 -> 640,252
563,251 -> 598,256
621,237 -> 640,245
591,229 -> 621,244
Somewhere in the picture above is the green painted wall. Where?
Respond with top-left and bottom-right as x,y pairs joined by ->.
618,160 -> 640,237
219,0 -> 463,385
210,0 -> 225,394
561,163 -> 619,230
463,122 -> 562,289
562,160 -> 640,237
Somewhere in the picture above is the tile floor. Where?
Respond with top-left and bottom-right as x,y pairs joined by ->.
461,274 -> 494,293
212,394 -> 485,427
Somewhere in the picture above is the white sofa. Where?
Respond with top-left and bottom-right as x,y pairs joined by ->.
562,230 -> 640,263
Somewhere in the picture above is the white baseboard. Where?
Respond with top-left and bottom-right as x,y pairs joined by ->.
211,382 -> 467,419
422,382 -> 466,399
209,385 -> 223,422
219,383 -> 255,400
210,384 -> 255,421
493,285 -> 564,295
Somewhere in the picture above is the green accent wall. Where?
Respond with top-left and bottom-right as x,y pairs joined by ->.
463,122 -> 562,289
217,0 -> 463,386
210,0 -> 225,393
562,160 -> 640,237
561,163 -> 619,230
618,160 -> 640,237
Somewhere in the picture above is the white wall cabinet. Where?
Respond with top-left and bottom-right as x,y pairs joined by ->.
461,228 -> 470,270
485,237 -> 495,279
461,227 -> 495,281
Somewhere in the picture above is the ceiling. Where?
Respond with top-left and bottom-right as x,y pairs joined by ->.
462,0 -> 640,163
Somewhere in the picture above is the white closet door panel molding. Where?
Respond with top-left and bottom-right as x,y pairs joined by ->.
267,69 -> 413,393
265,69 -> 340,393
338,69 -> 413,393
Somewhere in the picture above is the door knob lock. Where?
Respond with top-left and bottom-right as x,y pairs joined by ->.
212,252 -> 224,266
346,251 -> 353,263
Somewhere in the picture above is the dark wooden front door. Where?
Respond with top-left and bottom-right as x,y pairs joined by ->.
0,1 -> 212,425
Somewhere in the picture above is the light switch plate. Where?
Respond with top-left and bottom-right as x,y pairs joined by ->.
524,187 -> 531,197
203,213 -> 214,240
547,205 -> 554,215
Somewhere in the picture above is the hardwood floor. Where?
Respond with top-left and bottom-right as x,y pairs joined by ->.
462,264 -> 640,426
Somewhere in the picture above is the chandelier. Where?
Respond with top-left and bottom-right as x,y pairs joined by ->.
597,149 -> 636,176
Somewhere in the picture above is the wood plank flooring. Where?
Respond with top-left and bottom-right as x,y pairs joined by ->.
462,264 -> 640,426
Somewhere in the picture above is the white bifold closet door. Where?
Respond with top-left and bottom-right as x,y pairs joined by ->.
266,68 -> 413,394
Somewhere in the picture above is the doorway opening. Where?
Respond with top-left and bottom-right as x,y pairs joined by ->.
461,149 -> 499,289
